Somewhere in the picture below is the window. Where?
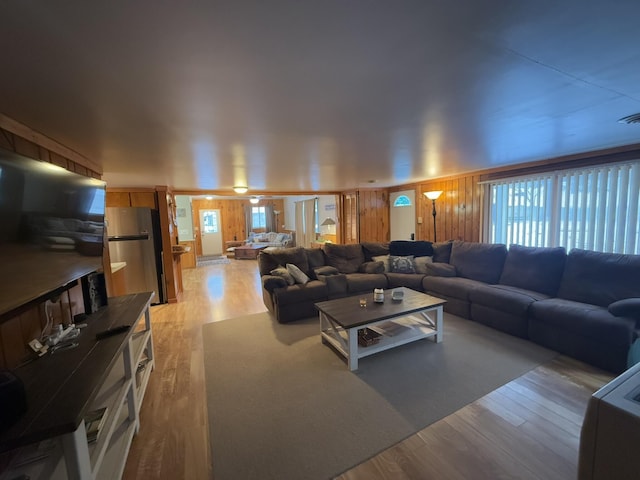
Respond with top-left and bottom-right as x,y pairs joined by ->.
393,195 -> 412,207
202,210 -> 219,233
252,206 -> 266,229
486,161 -> 640,254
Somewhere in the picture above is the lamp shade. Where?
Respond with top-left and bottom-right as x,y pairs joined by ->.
249,197 -> 259,204
233,186 -> 248,194
424,190 -> 443,200
321,217 -> 336,226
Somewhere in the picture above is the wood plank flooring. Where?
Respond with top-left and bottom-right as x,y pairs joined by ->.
123,259 -> 614,480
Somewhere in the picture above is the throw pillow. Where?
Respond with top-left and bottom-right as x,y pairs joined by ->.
372,254 -> 390,272
286,263 -> 310,285
270,266 -> 295,286
413,256 -> 433,274
358,261 -> 385,274
389,240 -> 433,257
389,255 -> 416,274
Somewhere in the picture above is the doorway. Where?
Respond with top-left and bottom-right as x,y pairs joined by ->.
390,190 -> 416,240
199,209 -> 223,256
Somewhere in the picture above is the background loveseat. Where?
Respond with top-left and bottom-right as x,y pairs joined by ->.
258,240 -> 640,373
248,231 -> 294,248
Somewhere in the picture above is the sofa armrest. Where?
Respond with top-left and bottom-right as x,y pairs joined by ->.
317,273 -> 348,296
609,298 -> 640,321
262,275 -> 288,293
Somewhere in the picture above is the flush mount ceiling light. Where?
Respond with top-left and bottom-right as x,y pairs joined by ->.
249,197 -> 260,204
618,113 -> 640,124
233,186 -> 248,194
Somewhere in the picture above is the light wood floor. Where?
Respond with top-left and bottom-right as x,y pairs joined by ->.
123,259 -> 614,480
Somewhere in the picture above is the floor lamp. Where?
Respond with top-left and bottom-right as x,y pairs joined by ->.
424,191 -> 443,242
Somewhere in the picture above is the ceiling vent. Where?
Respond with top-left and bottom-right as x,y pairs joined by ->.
618,113 -> 640,124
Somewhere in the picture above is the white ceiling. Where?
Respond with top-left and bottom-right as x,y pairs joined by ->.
1,1 -> 639,193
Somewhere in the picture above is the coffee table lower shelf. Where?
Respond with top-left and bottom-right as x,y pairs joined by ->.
319,307 -> 443,371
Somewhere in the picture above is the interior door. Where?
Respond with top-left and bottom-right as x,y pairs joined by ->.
199,209 -> 223,256
390,190 -> 416,240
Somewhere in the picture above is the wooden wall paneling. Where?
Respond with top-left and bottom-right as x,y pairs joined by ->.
341,192 -> 359,244
472,175 -> 482,242
106,192 -> 132,207
356,189 -> 389,242
418,174 -> 481,243
157,187 -> 181,303
130,191 -> 158,209
0,128 -> 13,151
13,135 -> 40,159
38,147 -> 51,163
49,152 -> 69,170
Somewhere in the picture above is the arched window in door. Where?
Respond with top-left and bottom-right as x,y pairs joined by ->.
393,195 -> 412,207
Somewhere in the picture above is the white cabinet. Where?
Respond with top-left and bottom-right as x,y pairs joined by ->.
0,293 -> 154,480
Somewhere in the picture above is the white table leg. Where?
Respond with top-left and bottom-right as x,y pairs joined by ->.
435,306 -> 443,343
347,328 -> 358,371
61,422 -> 92,480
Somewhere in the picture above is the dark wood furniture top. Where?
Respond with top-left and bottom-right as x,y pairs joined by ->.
0,292 -> 153,453
234,244 -> 268,259
315,287 -> 446,329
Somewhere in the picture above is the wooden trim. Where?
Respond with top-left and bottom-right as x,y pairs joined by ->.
0,113 -> 102,174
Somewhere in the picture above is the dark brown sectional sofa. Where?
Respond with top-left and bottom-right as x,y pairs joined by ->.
258,240 -> 640,373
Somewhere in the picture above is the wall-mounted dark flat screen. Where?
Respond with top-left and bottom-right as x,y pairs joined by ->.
0,150 -> 106,319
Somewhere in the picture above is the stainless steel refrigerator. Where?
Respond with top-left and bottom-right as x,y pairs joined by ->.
106,207 -> 165,304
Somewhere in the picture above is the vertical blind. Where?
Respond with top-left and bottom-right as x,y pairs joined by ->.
487,161 -> 640,254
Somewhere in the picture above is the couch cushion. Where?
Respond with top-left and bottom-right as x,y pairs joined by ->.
324,243 -> 365,274
359,261 -> 385,274
389,240 -> 433,257
305,247 -> 326,271
424,263 -> 457,277
389,255 -> 416,273
469,284 -> 551,316
273,280 -> 329,304
530,298 -> 636,347
414,256 -> 433,274
449,241 -> 507,284
422,276 -> 485,301
345,273 -> 388,293
361,242 -> 390,261
432,241 -> 453,263
557,249 -> 640,307
499,245 -> 566,296
317,273 -> 348,297
386,273 -> 425,291
258,247 -> 309,276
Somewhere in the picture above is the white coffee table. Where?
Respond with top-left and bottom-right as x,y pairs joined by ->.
315,287 -> 446,371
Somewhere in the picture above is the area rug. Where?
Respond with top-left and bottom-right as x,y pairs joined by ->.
196,255 -> 231,267
203,312 -> 557,480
